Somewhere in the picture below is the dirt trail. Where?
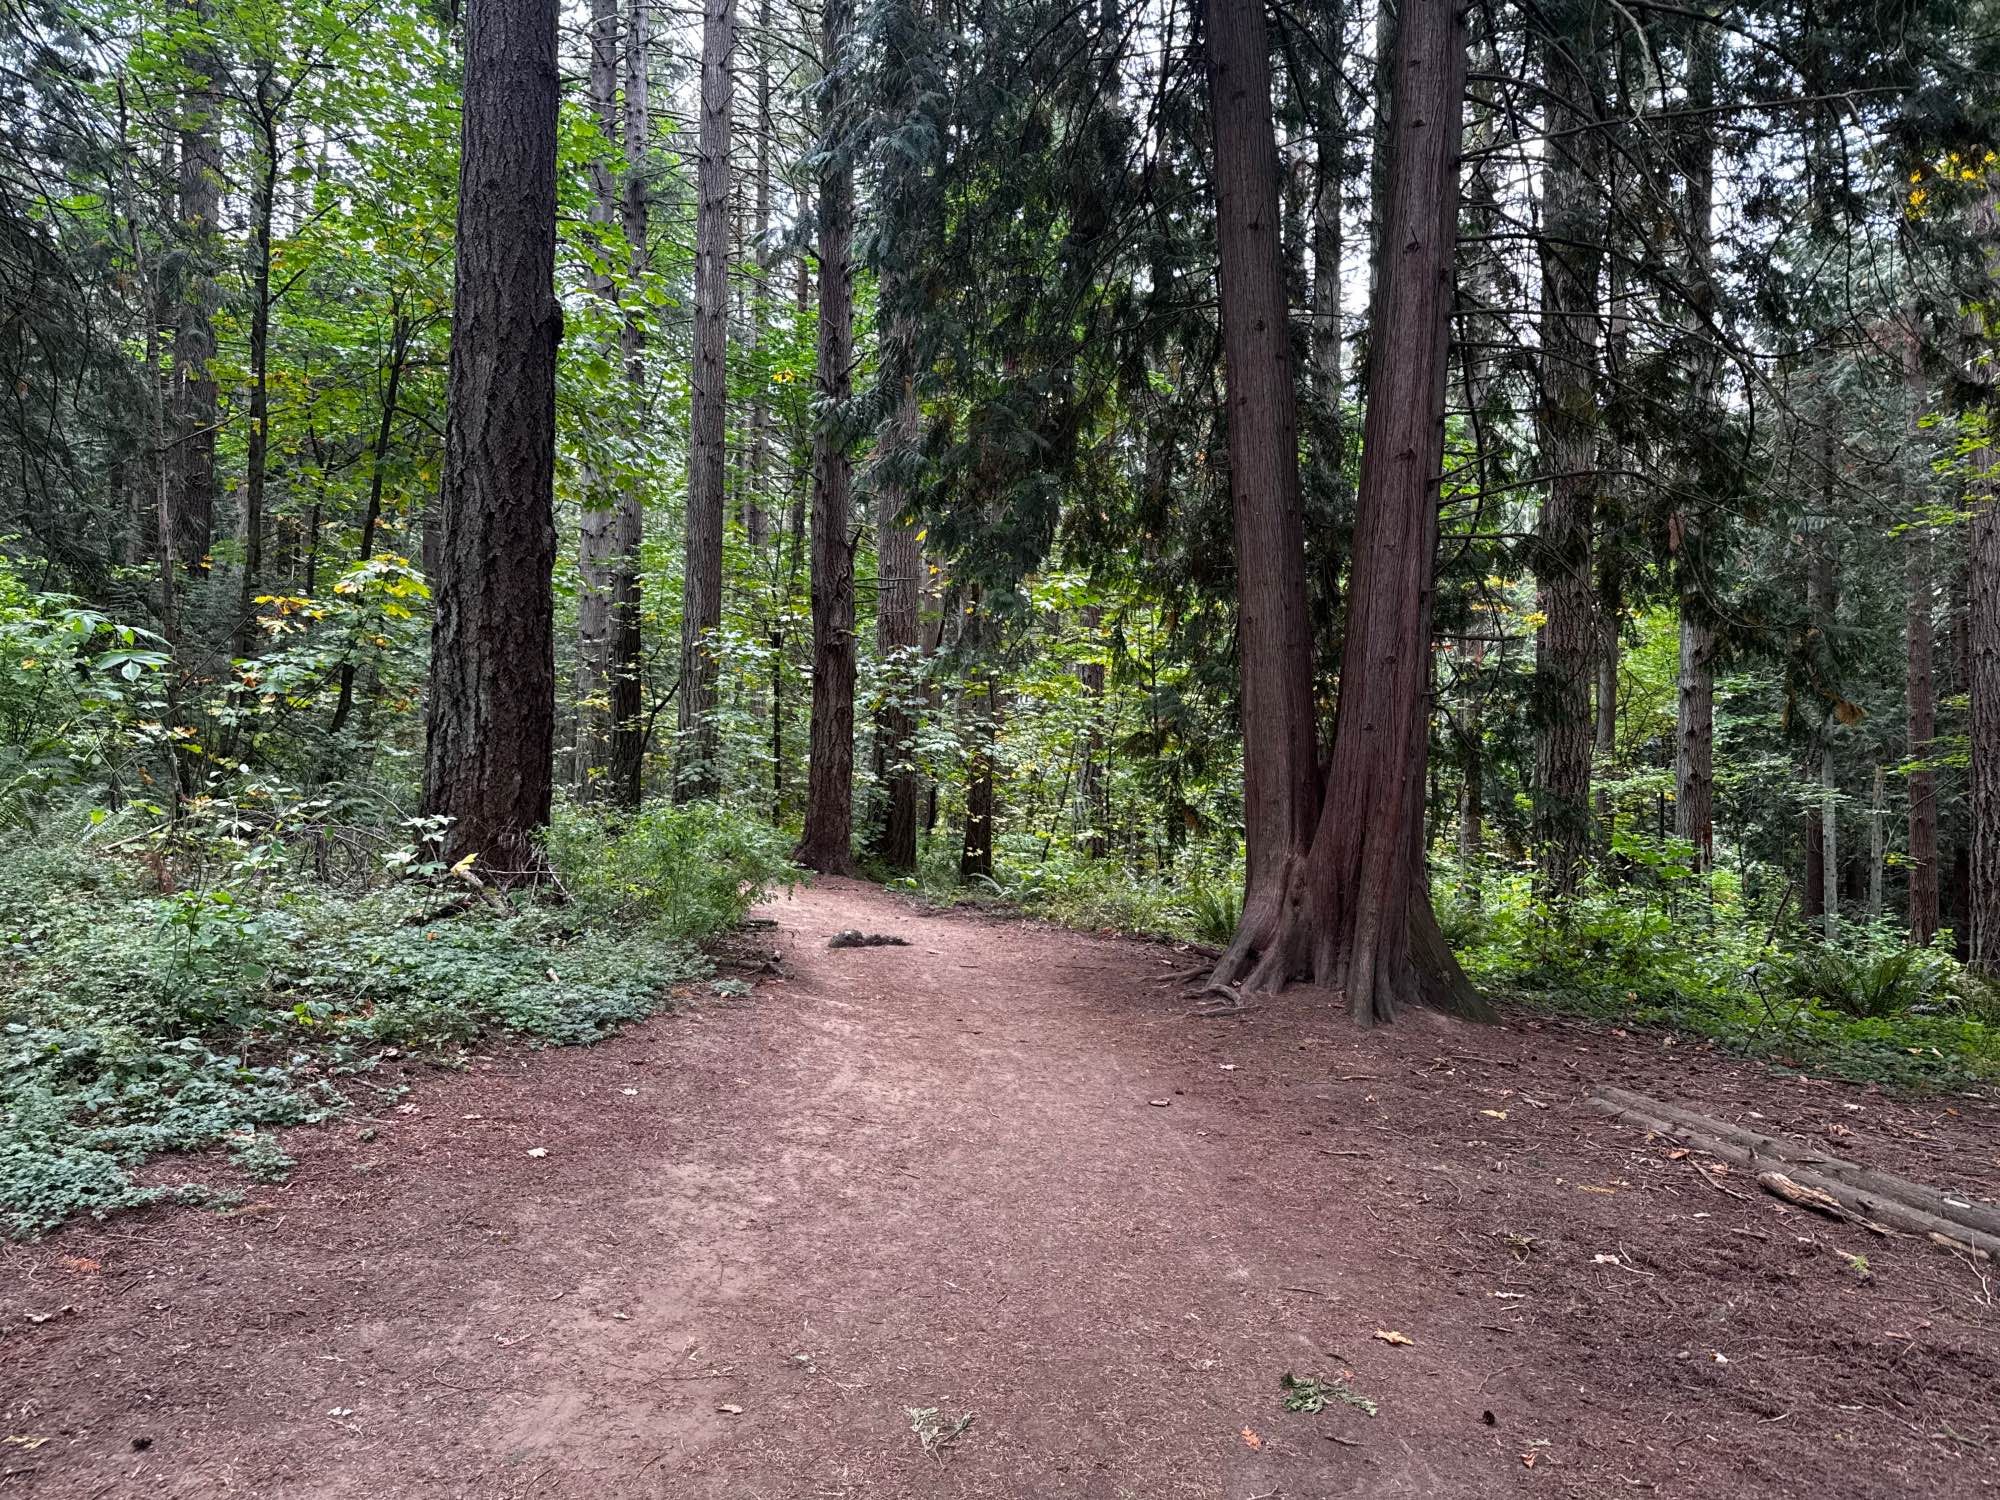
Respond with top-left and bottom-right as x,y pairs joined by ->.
5,877 -> 1999,1498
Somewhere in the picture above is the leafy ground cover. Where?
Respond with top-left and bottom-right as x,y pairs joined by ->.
0,799 -> 794,1238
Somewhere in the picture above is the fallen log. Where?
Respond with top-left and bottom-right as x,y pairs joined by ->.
1594,1084 -> 2000,1241
1587,1089 -> 1999,1261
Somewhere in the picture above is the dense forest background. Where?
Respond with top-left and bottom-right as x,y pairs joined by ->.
7,0 -> 2000,1231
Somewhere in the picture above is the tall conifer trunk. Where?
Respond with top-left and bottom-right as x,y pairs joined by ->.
678,0 -> 735,800
422,0 -> 560,875
1530,9 -> 1602,898
1673,20 -> 1719,871
1905,319 -> 1940,945
574,0 -> 622,793
1213,0 -> 1479,1024
1202,0 -> 1319,938
171,6 -> 222,575
607,0 -> 650,806
796,0 -> 859,873
1971,428 -> 2000,974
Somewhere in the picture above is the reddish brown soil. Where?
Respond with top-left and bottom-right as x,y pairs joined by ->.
4,877 -> 1998,1498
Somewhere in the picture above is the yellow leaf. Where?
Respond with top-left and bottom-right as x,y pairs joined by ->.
1240,1426 -> 1262,1450
1481,1109 -> 1508,1121
1373,1329 -> 1415,1347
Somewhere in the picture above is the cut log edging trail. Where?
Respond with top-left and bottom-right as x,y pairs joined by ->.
1589,1084 -> 2000,1261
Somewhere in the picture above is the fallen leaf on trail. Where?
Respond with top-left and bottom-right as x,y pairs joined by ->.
1219,1064 -> 1238,1071
4,1437 -> 49,1450
1240,1426 -> 1262,1450
1521,1452 -> 1537,1468
717,1404 -> 744,1415
1592,1254 -> 1621,1266
525,1147 -> 548,1158
621,1088 -> 639,1096
1148,1098 -> 1172,1107
1373,1330 -> 1414,1347
327,1407 -> 355,1418
23,1312 -> 52,1324
1667,1148 -> 1691,1160
60,1256 -> 100,1274
1481,1110 -> 1509,1121
610,1312 -> 630,1321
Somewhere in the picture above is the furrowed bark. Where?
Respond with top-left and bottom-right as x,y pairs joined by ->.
1215,0 -> 1480,1025
678,0 -> 735,800
1530,9 -> 1602,899
421,0 -> 561,877
1201,0 -> 1321,964
795,0 -> 859,874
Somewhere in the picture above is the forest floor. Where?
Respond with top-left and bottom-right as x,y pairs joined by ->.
4,877 -> 2000,1499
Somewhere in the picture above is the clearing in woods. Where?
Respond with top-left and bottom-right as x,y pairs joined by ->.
4,877 -> 1998,1498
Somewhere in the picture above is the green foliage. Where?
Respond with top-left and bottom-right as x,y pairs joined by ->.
0,798 -> 786,1239
545,799 -> 798,942
1444,846 -> 2000,1088
1281,1372 -> 1378,1419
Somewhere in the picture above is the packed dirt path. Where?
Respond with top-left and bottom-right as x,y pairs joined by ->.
6,878 -> 2000,1498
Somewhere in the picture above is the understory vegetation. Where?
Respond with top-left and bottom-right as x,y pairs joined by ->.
0,794 -> 793,1238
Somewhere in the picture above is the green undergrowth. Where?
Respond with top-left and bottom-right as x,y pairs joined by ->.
892,833 -> 1245,948
1441,857 -> 2000,1091
1,799 -> 794,1238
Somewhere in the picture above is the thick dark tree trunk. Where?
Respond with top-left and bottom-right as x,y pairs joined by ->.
1530,12 -> 1602,899
795,0 -> 859,873
1202,0 -> 1320,935
1974,432 -> 2000,976
1310,0 -> 1343,407
171,17 -> 222,575
1213,0 -> 1480,1024
678,0 -> 735,800
421,0 -> 560,877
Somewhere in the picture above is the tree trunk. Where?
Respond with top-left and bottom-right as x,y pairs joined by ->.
1971,434 -> 2000,974
960,606 -> 999,883
1869,760 -> 1886,921
1673,11 -> 1719,874
1803,522 -> 1836,930
1675,602 -> 1716,869
1906,319 -> 1940,945
573,0 -> 622,794
1212,0 -> 1479,1024
330,307 -> 412,736
677,0 -> 735,801
795,0 -> 859,873
171,13 -> 222,575
1202,0 -> 1320,937
607,0 -> 651,807
421,0 -> 561,877
234,83 -> 279,663
1530,13 -> 1601,899
1079,604 -> 1108,858
1820,738 -> 1839,940
1310,0 -> 1343,408
870,320 -> 923,872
